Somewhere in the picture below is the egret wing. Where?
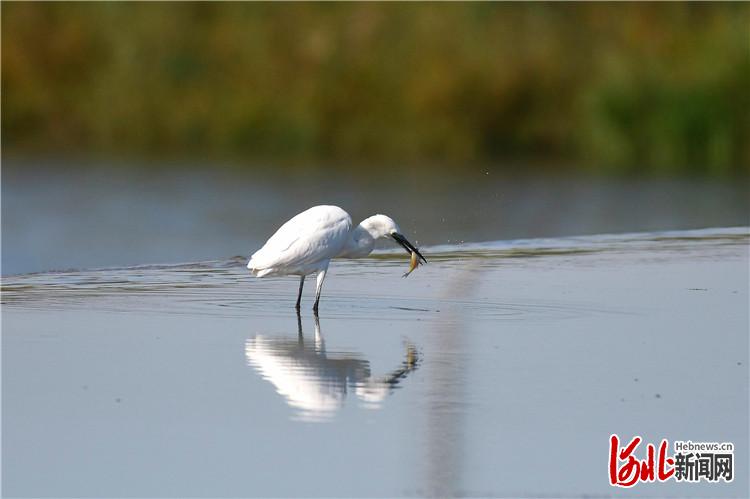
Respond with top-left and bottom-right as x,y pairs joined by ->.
249,206 -> 352,274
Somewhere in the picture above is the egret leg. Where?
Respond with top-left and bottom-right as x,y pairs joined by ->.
295,276 -> 305,310
312,264 -> 329,314
296,308 -> 303,345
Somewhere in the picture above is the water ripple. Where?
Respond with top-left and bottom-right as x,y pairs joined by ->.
3,227 -> 746,321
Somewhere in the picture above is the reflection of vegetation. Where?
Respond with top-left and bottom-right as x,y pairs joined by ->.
2,3 -> 748,174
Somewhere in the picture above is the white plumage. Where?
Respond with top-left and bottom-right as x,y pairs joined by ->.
248,206 -> 352,277
248,205 -> 426,312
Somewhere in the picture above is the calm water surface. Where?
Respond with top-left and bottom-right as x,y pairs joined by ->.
3,227 -> 748,497
3,163 -> 748,275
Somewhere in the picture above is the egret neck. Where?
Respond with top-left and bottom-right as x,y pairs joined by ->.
337,214 -> 399,259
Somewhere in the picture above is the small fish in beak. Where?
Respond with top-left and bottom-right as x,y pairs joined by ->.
402,250 -> 420,278
391,232 -> 426,278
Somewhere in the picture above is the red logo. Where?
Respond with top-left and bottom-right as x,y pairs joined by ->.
609,434 -> 675,487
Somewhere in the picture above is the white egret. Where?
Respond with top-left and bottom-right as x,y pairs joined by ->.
247,205 -> 426,312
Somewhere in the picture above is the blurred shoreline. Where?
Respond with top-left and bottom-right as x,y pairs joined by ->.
4,3 -> 749,175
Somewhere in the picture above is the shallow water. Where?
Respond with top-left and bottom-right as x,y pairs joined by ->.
2,228 -> 748,497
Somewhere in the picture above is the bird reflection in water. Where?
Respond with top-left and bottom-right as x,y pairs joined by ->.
245,314 -> 420,422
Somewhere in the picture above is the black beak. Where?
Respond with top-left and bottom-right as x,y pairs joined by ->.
392,233 -> 427,264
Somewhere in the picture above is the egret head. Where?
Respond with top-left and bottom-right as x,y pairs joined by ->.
361,214 -> 400,239
361,214 -> 427,263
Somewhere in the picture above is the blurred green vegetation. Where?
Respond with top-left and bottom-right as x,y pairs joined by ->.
2,2 -> 749,174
